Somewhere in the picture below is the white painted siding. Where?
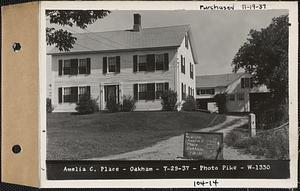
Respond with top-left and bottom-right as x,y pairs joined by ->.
177,35 -> 196,102
51,48 -> 178,112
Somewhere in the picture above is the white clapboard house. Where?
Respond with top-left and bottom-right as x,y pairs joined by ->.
195,72 -> 269,113
48,14 -> 198,112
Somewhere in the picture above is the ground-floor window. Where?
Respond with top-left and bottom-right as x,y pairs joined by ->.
58,86 -> 90,103
134,82 -> 169,101
237,93 -> 244,100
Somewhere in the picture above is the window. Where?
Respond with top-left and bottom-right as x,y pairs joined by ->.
133,53 -> 169,72
190,63 -> 194,79
196,88 -> 201,95
199,89 -> 215,95
108,57 -> 117,73
63,60 -> 71,75
138,84 -> 147,100
63,87 -> 78,103
79,86 -> 90,99
135,82 -> 168,100
241,77 -> 251,88
181,55 -> 185,74
79,59 -> 88,74
237,93 -> 244,100
138,55 -> 147,71
59,58 -> 90,75
182,83 -> 186,99
229,94 -> 235,101
155,54 -> 164,70
185,35 -> 189,49
156,83 -> 164,99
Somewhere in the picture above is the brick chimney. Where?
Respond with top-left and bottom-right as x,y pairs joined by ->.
133,14 -> 141,31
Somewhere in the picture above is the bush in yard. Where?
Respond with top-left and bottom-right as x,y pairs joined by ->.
75,93 -> 99,114
161,90 -> 177,111
121,95 -> 136,112
182,96 -> 197,111
46,98 -> 54,113
214,93 -> 227,114
106,95 -> 120,113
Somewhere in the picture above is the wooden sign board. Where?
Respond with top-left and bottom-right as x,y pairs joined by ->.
183,132 -> 223,160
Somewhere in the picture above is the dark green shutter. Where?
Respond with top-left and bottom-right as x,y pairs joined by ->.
58,87 -> 62,103
164,53 -> 169,70
146,83 -> 155,100
116,56 -> 120,73
86,58 -> 91,74
71,87 -> 78,102
103,57 -> 107,74
241,78 -> 245,88
147,54 -> 155,71
133,84 -> 138,100
58,60 -> 63,75
70,59 -> 78,75
86,86 -> 90,96
133,55 -> 138,72
164,82 -> 169,91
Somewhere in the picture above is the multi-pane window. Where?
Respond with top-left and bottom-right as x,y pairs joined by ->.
59,86 -> 90,103
108,57 -> 117,73
79,59 -> 88,74
190,63 -> 194,79
138,84 -> 147,100
59,58 -> 90,75
134,82 -> 168,101
63,60 -> 71,75
181,83 -> 186,99
241,78 -> 251,88
155,54 -> 164,70
199,89 -> 215,95
229,94 -> 235,101
196,88 -> 201,95
181,55 -> 185,74
134,53 -> 169,72
237,93 -> 244,100
138,55 -> 147,71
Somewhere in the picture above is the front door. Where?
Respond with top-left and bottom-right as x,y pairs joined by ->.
104,85 -> 119,107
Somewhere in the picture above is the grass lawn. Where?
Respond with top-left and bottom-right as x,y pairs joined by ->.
47,111 -> 220,160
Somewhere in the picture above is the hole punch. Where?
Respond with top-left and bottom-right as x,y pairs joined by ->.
12,145 -> 22,154
12,42 -> 21,52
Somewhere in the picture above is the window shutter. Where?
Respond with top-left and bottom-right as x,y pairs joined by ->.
103,57 -> 107,74
133,84 -> 138,100
146,83 -> 155,100
58,60 -> 63,75
86,58 -> 91,74
164,82 -> 169,91
164,53 -> 169,70
58,87 -> 62,103
70,59 -> 78,75
71,87 -> 78,102
241,78 -> 245,88
86,86 -> 91,96
133,55 -> 138,72
147,54 -> 155,71
116,56 -> 120,73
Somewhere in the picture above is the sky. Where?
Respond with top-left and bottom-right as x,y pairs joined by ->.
46,9 -> 288,90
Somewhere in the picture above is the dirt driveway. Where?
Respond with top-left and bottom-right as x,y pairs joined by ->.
90,115 -> 264,160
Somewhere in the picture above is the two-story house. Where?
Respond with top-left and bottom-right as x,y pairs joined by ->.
196,72 -> 268,113
48,14 -> 198,112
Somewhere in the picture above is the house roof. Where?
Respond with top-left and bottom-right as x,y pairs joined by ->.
196,73 -> 245,88
48,25 -> 191,54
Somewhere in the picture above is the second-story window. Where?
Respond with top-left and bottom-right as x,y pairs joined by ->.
181,55 -> 185,74
190,63 -> 193,79
133,53 -> 169,72
241,77 -> 252,88
103,56 -> 120,74
59,58 -> 90,75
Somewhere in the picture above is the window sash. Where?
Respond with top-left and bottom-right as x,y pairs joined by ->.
155,83 -> 164,99
79,59 -> 87,74
138,55 -> 147,71
108,57 -> 117,72
155,54 -> 164,70
63,60 -> 71,74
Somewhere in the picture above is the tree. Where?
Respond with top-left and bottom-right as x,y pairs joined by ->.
46,10 -> 110,51
232,15 -> 288,104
